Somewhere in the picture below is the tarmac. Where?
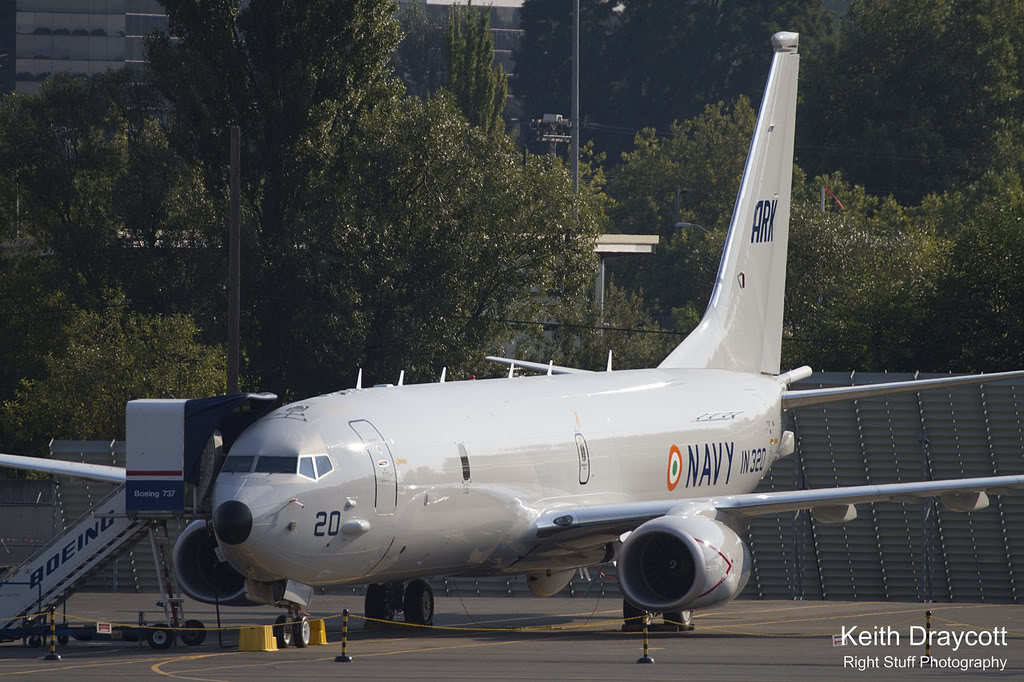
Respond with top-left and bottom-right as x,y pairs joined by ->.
1,593 -> 1022,681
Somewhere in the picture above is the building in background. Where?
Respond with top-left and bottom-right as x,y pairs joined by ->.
9,0 -> 166,94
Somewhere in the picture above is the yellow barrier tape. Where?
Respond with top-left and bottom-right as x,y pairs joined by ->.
930,614 -> 1024,638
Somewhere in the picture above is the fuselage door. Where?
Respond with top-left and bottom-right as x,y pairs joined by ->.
349,420 -> 397,514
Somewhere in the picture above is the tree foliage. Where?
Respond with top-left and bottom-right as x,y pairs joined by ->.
1,303 -> 226,455
446,1 -> 508,135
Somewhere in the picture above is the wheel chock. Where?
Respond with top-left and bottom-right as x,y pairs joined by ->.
239,625 -> 278,652
309,619 -> 328,646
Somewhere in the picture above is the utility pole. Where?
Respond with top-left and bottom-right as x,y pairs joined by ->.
228,126 -> 241,394
571,0 -> 579,194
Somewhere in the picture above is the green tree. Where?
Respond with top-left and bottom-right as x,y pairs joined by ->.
393,1 -> 448,99
514,0 -> 835,159
446,1 -> 508,135
145,0 -> 403,397
801,0 -> 1024,202
1,302 -> 227,457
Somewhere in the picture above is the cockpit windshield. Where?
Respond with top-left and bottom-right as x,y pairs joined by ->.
253,456 -> 298,473
221,455 -> 254,473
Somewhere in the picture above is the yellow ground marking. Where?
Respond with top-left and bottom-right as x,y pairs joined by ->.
152,652 -> 242,682
0,655 -> 162,676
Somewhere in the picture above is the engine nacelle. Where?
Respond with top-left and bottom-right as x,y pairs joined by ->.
618,514 -> 750,613
173,520 -> 254,606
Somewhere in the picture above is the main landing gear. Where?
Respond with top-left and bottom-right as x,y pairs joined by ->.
622,599 -> 693,632
365,579 -> 434,626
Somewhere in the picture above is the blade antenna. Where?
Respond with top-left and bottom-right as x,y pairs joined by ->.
398,370 -> 405,386
606,350 -> 613,372
356,368 -> 363,390
440,367 -> 447,383
508,362 -> 515,379
547,360 -> 554,376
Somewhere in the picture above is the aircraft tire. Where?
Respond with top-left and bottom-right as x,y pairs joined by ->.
403,580 -> 434,626
622,599 -> 648,631
292,616 -> 310,648
365,583 -> 395,622
663,610 -> 693,630
273,615 -> 292,649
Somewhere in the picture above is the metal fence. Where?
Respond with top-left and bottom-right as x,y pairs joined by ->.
0,479 -> 57,577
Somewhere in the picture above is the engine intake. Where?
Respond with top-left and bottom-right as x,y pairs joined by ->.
618,514 -> 750,613
173,520 -> 254,606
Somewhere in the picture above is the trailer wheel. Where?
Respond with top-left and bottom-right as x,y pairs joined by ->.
57,634 -> 69,646
148,625 -> 174,650
27,635 -> 41,648
181,620 -> 206,646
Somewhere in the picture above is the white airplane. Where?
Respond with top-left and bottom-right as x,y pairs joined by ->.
3,31 -> 1024,646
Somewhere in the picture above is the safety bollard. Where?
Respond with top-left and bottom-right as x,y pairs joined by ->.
925,610 -> 932,658
44,607 -> 61,661
635,619 -> 654,664
334,608 -> 353,662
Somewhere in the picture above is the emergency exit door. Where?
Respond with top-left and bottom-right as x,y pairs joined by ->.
349,420 -> 397,514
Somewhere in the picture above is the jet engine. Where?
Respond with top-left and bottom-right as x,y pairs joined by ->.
173,520 -> 254,606
617,514 -> 750,613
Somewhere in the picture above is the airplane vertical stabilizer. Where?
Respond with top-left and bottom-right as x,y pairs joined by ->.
659,32 -> 799,376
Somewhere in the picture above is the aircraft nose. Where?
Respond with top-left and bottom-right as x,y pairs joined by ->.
214,500 -> 252,545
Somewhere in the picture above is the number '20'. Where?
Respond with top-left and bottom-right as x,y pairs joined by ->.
313,510 -> 341,536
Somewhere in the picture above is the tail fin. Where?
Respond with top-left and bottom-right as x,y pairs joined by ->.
660,32 -> 799,376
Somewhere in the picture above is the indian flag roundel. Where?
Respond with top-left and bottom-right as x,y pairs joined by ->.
667,444 -> 683,491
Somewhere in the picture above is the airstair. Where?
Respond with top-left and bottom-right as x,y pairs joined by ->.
0,484 -> 174,631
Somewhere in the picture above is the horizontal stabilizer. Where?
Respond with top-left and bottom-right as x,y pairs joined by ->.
0,452 -> 126,483
782,369 -> 1024,409
485,356 -> 593,375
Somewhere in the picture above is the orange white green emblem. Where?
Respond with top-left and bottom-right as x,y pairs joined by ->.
667,444 -> 683,491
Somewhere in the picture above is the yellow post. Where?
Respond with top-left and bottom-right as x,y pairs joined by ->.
44,607 -> 60,661
335,608 -> 353,662
635,618 -> 654,664
925,610 -> 932,658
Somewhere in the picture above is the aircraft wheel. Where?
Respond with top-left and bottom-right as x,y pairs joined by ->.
273,615 -> 292,649
148,625 -> 174,650
365,583 -> 396,622
403,580 -> 434,626
622,599 -> 649,631
292,616 -> 310,648
663,610 -> 693,630
181,619 -> 206,646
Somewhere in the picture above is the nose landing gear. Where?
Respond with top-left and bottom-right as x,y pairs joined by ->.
273,611 -> 311,648
364,579 -> 434,627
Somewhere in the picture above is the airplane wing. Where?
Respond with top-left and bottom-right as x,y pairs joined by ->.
484,356 -> 593,375
781,369 -> 1024,409
0,452 -> 126,483
534,474 -> 1024,539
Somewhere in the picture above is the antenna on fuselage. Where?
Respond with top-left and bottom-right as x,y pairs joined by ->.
547,360 -> 554,376
356,368 -> 363,390
607,350 -> 613,371
398,370 -> 405,386
508,362 -> 515,378
440,367 -> 447,383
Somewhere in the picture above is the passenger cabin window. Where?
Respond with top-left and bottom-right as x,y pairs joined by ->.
298,456 -> 315,480
221,455 -> 254,473
315,455 -> 333,479
253,456 -> 298,474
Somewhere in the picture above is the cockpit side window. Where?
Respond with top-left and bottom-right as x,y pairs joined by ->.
315,455 -> 333,479
298,456 -> 315,480
253,456 -> 298,474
